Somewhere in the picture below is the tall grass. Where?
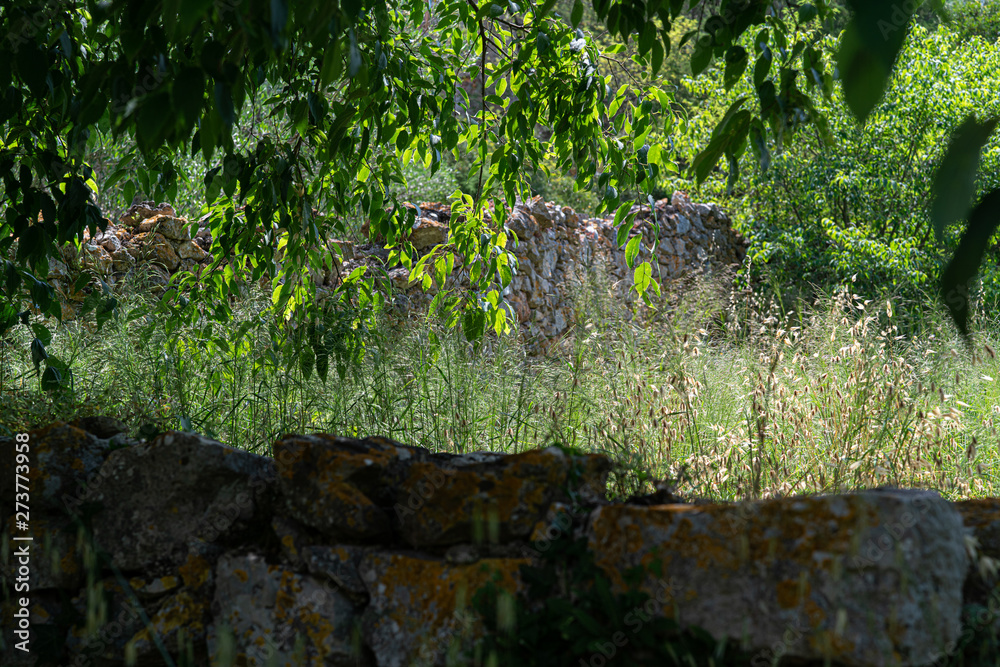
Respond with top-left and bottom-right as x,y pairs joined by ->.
2,270 -> 998,501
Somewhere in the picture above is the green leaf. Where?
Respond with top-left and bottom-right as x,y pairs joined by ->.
837,0 -> 915,123
723,46 -> 748,91
690,34 -> 713,76
931,115 -> 999,241
172,67 -> 205,124
463,307 -> 486,342
941,188 -> 1000,337
299,343 -> 315,380
348,32 -> 362,77
31,323 -> 52,346
651,39 -> 664,76
0,302 -> 17,336
213,81 -> 236,126
536,32 -> 551,56
634,261 -> 652,294
616,218 -> 634,248
692,99 -> 750,184
571,0 -> 584,28
625,235 -> 641,269
30,337 -> 48,372
798,3 -> 819,22
95,297 -> 117,331
40,365 -> 65,392
536,0 -> 559,19
320,38 -> 344,87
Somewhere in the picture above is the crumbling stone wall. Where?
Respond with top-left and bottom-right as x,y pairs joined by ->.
44,193 -> 745,349
1,421 -> 994,666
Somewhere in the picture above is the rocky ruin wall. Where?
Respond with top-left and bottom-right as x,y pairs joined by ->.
38,192 -> 746,348
2,421 -> 996,667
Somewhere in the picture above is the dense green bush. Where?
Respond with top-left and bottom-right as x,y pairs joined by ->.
947,0 -> 1000,42
678,23 -> 1000,316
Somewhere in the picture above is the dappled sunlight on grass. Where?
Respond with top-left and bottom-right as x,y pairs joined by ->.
2,274 -> 999,502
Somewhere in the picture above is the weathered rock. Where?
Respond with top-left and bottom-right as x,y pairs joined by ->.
175,239 -> 208,261
956,499 -> 1000,560
66,577 -> 148,664
505,207 -> 538,240
123,551 -> 214,664
359,552 -> 527,667
98,233 -> 122,253
211,551 -> 366,666
954,498 -> 1000,606
121,201 -> 175,226
0,422 -> 110,512
111,248 -> 135,271
587,490 -> 966,666
303,545 -> 370,602
127,231 -> 181,271
81,243 -> 114,275
387,267 -> 412,290
394,447 -> 608,547
272,433 -> 419,542
410,218 -> 448,250
272,514 -> 313,570
136,214 -> 190,240
47,257 -> 70,281
89,431 -> 276,572
70,415 -> 129,439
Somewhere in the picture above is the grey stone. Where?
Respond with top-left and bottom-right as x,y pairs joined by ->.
89,431 -> 276,572
588,490 -> 967,666
211,551 -> 367,666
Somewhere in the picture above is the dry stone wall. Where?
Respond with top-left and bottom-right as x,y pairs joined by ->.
352,191 -> 746,347
44,193 -> 745,349
1,421 -> 993,666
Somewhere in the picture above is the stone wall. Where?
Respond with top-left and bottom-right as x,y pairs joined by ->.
46,193 -> 745,348
2,421 -> 996,666
351,191 -> 746,347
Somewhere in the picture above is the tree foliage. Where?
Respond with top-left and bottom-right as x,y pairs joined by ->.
0,0 -> 995,387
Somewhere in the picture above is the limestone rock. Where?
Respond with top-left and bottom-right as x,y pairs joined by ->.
505,208 -> 538,240
272,433 -> 419,542
303,544 -> 370,602
360,552 -> 527,667
410,218 -> 448,250
175,239 -> 208,261
127,231 -> 181,271
81,243 -> 114,275
89,431 -> 276,572
211,551 -> 366,666
121,201 -> 175,227
47,258 -> 70,281
111,248 -> 135,271
66,577 -> 148,663
394,447 -> 608,547
123,551 -> 214,664
587,490 -> 966,666
69,415 -> 129,439
0,422 -> 110,511
137,214 -> 191,240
